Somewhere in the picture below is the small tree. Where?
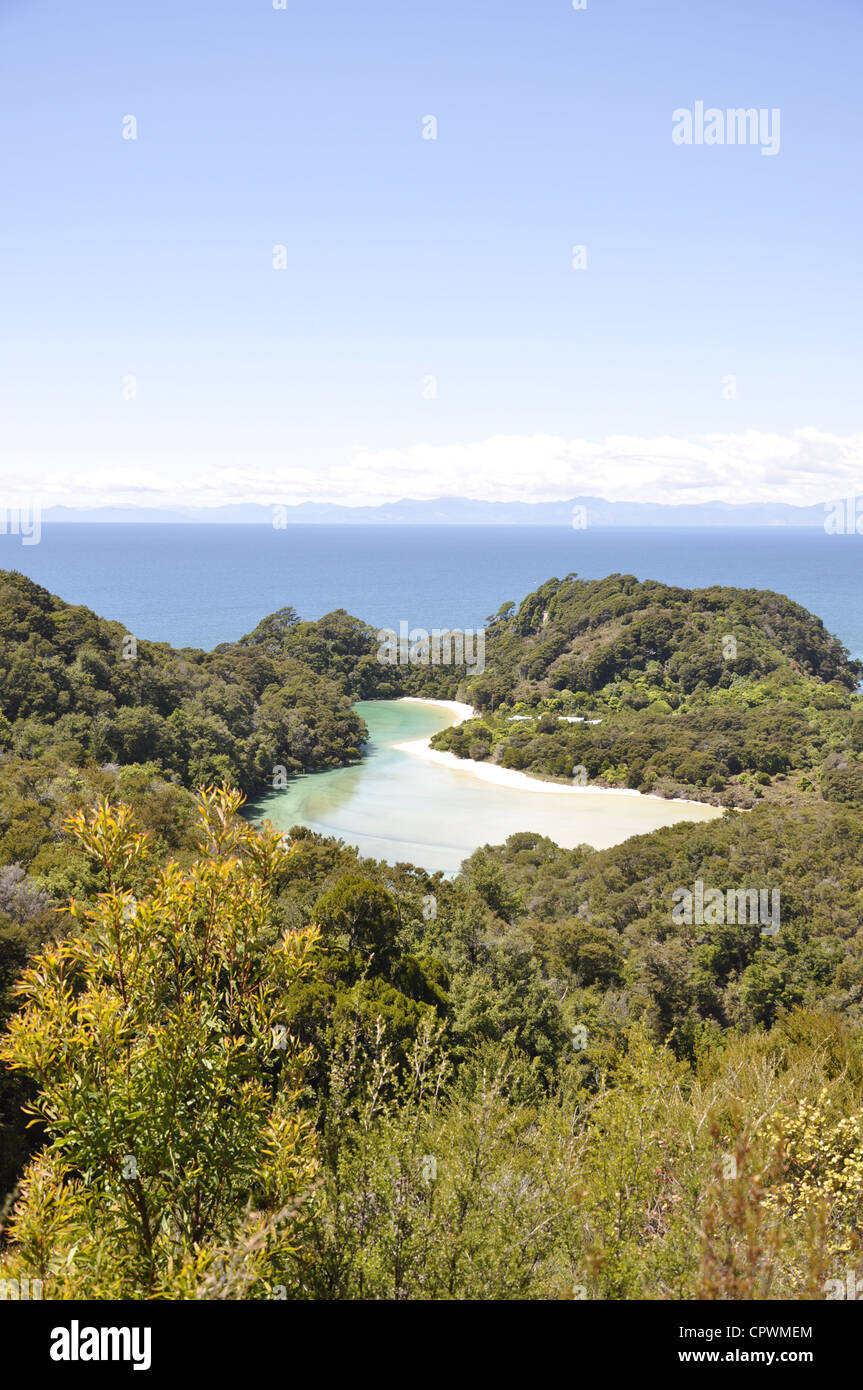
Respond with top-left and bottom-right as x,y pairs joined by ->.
314,875 -> 400,959
0,786 -> 320,1299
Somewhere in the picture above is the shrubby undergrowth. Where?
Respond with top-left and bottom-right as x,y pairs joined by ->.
1,790 -> 862,1299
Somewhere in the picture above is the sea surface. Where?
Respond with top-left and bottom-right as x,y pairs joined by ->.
246,699 -> 722,874
0,523 -> 861,657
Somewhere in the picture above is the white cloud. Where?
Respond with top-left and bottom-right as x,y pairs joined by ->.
2,428 -> 862,510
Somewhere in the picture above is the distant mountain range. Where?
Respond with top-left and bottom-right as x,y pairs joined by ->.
41,497 -> 836,527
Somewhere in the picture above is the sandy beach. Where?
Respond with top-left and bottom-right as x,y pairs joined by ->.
394,696 -> 721,809
397,695 -> 476,722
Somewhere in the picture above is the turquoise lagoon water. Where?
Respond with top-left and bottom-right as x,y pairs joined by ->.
246,699 -> 722,874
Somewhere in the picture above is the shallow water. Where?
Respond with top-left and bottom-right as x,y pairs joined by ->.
246,700 -> 723,874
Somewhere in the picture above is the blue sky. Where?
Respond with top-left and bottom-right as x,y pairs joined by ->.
1,0 -> 861,509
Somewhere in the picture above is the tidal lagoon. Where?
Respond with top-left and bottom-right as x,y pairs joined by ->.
247,698 -> 723,873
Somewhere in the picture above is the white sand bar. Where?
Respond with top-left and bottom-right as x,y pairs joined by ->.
395,696 -> 721,809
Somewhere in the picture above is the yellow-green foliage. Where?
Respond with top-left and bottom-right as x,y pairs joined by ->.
0,787 -> 320,1299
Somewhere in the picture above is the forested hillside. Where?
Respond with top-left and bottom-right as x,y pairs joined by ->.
0,571 -> 366,791
428,574 -> 863,807
3,789 -> 863,1298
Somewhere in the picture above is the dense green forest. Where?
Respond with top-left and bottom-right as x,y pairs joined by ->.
0,571 -> 366,793
429,574 -> 863,807
2,569 -> 863,1300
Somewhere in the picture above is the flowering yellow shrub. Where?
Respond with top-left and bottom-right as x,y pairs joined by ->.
764,1089 -> 863,1253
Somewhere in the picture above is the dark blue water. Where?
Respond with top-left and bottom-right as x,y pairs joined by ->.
1,524 -> 861,658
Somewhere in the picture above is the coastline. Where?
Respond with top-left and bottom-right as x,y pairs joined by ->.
394,697 -> 723,812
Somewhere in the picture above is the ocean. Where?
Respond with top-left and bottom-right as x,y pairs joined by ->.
0,523 -> 861,657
